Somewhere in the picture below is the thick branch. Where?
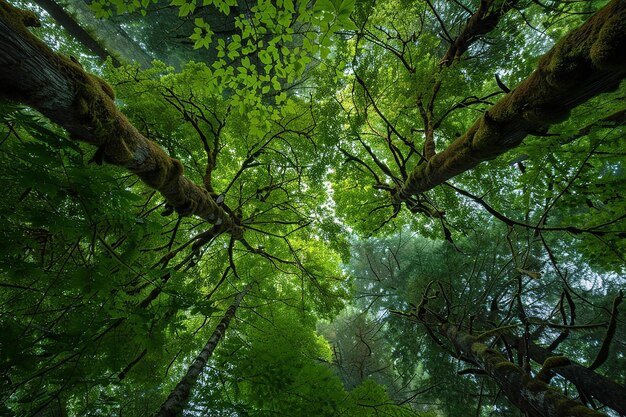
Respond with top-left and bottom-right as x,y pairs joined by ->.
394,0 -> 626,202
442,323 -> 609,417
0,1 -> 242,238
503,334 -> 626,415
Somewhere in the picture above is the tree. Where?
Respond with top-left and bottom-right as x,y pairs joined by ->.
155,282 -> 252,417
32,0 -> 154,68
393,0 -> 626,199
434,321 -> 608,417
335,0 -> 626,242
0,2 -> 240,234
345,226 -> 625,416
501,333 -> 626,415
0,0 -> 625,416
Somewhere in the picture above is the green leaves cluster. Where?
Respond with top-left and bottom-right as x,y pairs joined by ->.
2,0 -> 626,415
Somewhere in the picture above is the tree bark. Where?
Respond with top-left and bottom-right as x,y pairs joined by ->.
503,335 -> 626,415
394,0 -> 626,203
33,0 -> 115,65
440,0 -> 519,66
154,283 -> 253,417
440,323 -> 609,417
0,1 -> 243,238
32,0 -> 153,69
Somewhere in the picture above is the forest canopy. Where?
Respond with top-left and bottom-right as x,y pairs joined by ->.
0,0 -> 625,416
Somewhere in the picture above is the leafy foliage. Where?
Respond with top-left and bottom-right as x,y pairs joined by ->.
1,0 -> 625,416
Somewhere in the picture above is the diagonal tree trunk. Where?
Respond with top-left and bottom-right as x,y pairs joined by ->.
154,283 -> 253,417
440,323 -> 609,417
440,0 -> 519,67
421,1 -> 518,163
32,0 -> 153,69
0,1 -> 242,238
394,0 -> 626,204
503,334 -> 626,415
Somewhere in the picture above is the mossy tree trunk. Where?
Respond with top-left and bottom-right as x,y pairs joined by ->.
154,283 -> 253,417
440,323 -> 609,417
394,0 -> 626,203
502,334 -> 626,415
0,0 -> 242,238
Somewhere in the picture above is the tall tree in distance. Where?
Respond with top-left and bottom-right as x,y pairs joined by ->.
32,0 -> 154,68
155,283 -> 252,417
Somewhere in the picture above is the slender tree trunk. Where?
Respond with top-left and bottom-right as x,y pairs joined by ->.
32,0 -> 153,69
440,323 -> 609,417
0,1 -> 242,238
154,283 -> 253,417
503,335 -> 626,415
394,0 -> 626,203
33,0 -> 115,65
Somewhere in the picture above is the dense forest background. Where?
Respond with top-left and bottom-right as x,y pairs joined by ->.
0,0 -> 625,416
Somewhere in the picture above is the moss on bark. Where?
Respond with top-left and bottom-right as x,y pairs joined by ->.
0,0 -> 242,237
395,0 -> 626,203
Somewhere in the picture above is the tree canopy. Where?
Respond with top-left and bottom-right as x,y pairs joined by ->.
0,0 -> 625,416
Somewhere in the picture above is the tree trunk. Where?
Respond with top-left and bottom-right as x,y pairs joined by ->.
503,334 -> 626,416
440,0 -> 519,66
440,323 -> 609,417
154,283 -> 253,417
0,1 -> 242,238
394,0 -> 626,203
32,0 -> 153,69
